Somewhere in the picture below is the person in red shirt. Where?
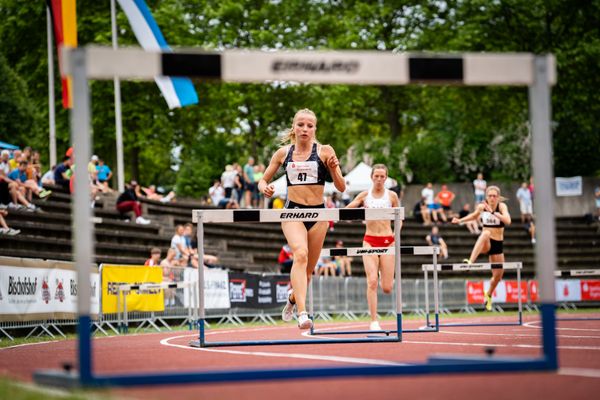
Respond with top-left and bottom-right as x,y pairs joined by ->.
435,184 -> 455,220
278,244 -> 293,274
144,247 -> 161,266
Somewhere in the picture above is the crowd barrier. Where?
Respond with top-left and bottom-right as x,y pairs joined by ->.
1,256 -> 599,340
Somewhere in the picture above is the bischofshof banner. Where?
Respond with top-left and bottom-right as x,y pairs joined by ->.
0,256 -> 100,322
100,264 -> 164,314
183,268 -> 231,309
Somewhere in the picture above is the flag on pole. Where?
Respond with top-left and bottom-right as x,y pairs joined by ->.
47,0 -> 77,109
117,0 -> 198,109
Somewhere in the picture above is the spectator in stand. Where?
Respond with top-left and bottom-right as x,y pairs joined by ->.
243,156 -> 256,208
88,155 -> 99,185
95,158 -> 113,193
160,248 -> 177,306
278,244 -> 293,274
253,163 -> 265,208
115,180 -> 151,224
8,149 -> 21,171
209,179 -> 239,209
341,180 -> 351,206
516,182 -> 533,223
325,194 -> 336,231
421,182 -> 440,224
1,165 -> 38,212
316,255 -> 337,277
144,247 -> 162,266
41,165 -> 56,186
221,165 -> 237,200
183,223 -> 200,268
0,150 -> 11,175
595,186 -> 600,222
524,218 -> 536,244
142,184 -> 176,203
413,196 -> 432,226
333,240 -> 352,277
436,184 -> 455,219
9,160 -> 52,201
529,176 -> 535,202
170,224 -> 191,267
27,150 -> 43,188
54,156 -> 73,191
233,163 -> 243,203
0,208 -> 20,235
425,226 -> 448,259
473,172 -> 487,205
458,203 -> 481,234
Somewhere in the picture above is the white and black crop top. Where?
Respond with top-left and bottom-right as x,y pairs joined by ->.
283,143 -> 328,187
481,204 -> 505,228
364,188 -> 392,209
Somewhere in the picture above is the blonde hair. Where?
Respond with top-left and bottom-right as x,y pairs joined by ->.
280,108 -> 317,145
486,185 -> 508,202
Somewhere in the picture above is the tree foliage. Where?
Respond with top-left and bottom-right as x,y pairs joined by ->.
0,0 -> 598,197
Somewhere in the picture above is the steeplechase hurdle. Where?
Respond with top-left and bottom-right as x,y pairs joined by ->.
34,47 -> 558,388
422,262 -> 524,328
309,245 -> 441,335
116,281 -> 198,334
553,269 -> 600,321
189,207 -> 405,347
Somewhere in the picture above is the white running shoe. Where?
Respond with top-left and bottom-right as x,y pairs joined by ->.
7,228 -> 20,236
297,311 -> 312,330
135,216 -> 151,225
281,289 -> 295,322
369,321 -> 382,331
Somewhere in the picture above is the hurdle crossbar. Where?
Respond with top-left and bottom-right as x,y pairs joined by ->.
422,262 -> 524,328
33,46 -> 558,388
311,245 -> 441,335
553,269 -> 600,321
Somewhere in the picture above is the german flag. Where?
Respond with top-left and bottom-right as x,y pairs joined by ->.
47,0 -> 77,109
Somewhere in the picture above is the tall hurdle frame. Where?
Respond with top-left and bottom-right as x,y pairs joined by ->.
34,47 -> 558,387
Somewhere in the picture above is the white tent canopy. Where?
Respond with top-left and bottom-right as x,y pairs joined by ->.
271,162 -> 395,198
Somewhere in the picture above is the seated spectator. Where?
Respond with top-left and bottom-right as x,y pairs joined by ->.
316,255 -> 337,277
333,240 -> 352,277
54,156 -> 73,191
170,224 -> 191,267
413,196 -> 432,226
278,244 -> 293,274
8,149 -> 21,171
41,165 -> 56,186
160,248 -> 178,306
186,224 -> 219,268
458,203 -> 480,234
0,150 -> 11,175
143,184 -> 176,203
115,180 -> 151,224
209,179 -> 239,209
436,184 -> 455,219
9,160 -> 52,201
425,226 -> 448,259
524,218 -> 536,244
183,223 -> 200,268
1,166 -> 38,211
95,158 -> 113,193
0,208 -> 20,235
144,247 -> 162,266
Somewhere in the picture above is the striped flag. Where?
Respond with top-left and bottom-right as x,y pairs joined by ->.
47,0 -> 77,109
117,0 -> 198,109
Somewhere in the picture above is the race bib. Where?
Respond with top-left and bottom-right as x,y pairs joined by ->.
481,211 -> 501,226
286,161 -> 319,185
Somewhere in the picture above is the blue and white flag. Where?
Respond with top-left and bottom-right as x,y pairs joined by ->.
117,0 -> 198,109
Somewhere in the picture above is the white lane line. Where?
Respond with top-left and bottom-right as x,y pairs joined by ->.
0,340 -> 60,350
523,321 -> 600,332
439,330 -> 600,339
558,367 -> 600,379
160,335 -> 406,366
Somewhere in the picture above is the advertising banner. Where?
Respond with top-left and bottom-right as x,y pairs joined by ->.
183,268 -> 230,309
101,265 -> 163,314
505,281 -> 528,303
466,281 -> 485,304
555,176 -> 582,197
228,273 -> 290,309
0,258 -> 99,321
580,280 -> 600,301
467,281 -> 525,304
555,279 -> 582,302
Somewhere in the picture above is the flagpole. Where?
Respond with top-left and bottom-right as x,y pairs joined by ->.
46,6 -> 57,169
111,0 -> 125,193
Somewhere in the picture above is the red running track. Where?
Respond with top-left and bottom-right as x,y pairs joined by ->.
1,314 -> 599,399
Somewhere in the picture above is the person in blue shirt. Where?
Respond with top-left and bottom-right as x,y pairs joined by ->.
95,158 -> 113,193
8,160 -> 51,202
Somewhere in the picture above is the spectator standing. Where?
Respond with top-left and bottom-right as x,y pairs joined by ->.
516,182 -> 533,223
458,203 -> 481,234
243,156 -> 256,208
233,163 -> 243,203
115,181 -> 151,224
88,155 -> 99,185
209,180 -> 239,209
221,165 -> 237,199
278,244 -> 293,274
473,172 -> 487,205
421,182 -> 440,223
436,184 -> 455,219
425,226 -> 448,259
144,247 -> 161,266
253,164 -> 265,208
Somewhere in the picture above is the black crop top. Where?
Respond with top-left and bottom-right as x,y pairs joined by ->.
283,143 -> 328,187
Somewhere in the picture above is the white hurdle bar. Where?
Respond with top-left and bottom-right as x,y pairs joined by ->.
311,245 -> 441,334
555,269 -> 600,277
117,281 -> 197,333
191,207 -> 405,347
422,262 -> 523,328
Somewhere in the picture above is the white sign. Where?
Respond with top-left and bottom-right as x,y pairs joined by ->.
555,176 -> 582,197
0,265 -> 99,319
183,268 -> 231,309
555,280 -> 582,302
